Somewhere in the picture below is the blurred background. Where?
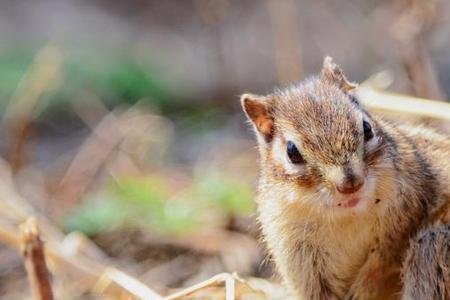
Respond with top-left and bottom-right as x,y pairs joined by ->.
0,0 -> 449,298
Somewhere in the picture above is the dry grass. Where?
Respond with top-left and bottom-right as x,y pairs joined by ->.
0,43 -> 448,299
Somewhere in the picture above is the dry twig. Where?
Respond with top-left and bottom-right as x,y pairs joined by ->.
20,218 -> 54,300
165,272 -> 290,300
165,273 -> 238,300
358,86 -> 450,121
266,0 -> 304,85
391,0 -> 445,99
3,44 -> 63,173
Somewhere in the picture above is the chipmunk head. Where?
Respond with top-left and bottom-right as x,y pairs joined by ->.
242,57 -> 387,212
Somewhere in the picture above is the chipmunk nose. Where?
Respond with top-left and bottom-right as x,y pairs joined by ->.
336,175 -> 364,194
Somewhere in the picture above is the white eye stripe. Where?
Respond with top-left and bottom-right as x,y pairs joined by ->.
365,135 -> 380,151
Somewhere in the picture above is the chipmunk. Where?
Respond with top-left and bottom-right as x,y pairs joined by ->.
241,57 -> 450,300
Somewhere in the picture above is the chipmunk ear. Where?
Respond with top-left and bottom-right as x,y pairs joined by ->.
320,56 -> 357,92
241,93 -> 274,142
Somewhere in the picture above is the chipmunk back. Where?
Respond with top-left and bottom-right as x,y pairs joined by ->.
241,57 -> 450,299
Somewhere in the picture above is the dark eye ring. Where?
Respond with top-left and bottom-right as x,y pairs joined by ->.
363,120 -> 374,141
287,141 -> 305,164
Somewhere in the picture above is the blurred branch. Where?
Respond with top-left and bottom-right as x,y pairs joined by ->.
52,110 -> 125,208
20,218 -> 54,300
51,101 -> 171,213
266,0 -> 304,85
358,86 -> 450,121
3,44 -> 63,173
391,0 -> 445,100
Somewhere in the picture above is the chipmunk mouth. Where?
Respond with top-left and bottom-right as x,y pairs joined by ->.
323,196 -> 360,209
323,178 -> 376,211
336,197 -> 359,208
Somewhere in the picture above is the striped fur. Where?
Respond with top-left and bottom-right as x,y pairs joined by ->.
242,57 -> 450,299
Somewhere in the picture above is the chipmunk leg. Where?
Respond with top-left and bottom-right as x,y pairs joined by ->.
402,225 -> 450,299
344,250 -> 397,300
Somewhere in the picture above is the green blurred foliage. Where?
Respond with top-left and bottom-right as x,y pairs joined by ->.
66,173 -> 254,236
44,53 -> 173,114
0,48 -> 232,137
0,49 -> 172,114
0,51 -> 34,109
195,174 -> 254,217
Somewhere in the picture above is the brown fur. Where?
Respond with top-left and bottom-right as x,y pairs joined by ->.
241,57 -> 450,299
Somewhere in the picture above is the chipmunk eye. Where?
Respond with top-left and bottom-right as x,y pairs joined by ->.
363,120 -> 374,141
287,141 -> 304,164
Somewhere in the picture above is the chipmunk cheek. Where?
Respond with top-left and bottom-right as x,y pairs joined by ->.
295,174 -> 316,188
293,166 -> 321,188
